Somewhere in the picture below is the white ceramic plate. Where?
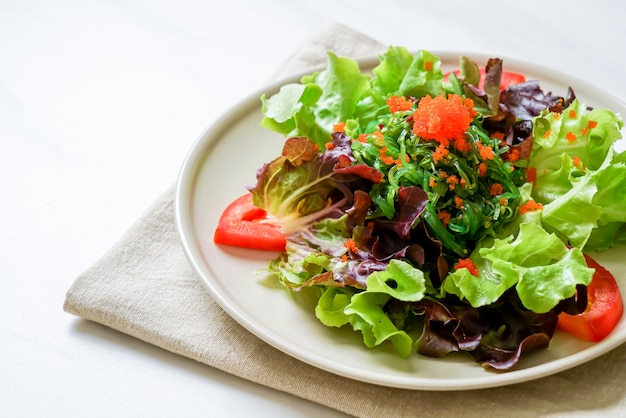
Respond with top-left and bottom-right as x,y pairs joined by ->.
175,52 -> 626,390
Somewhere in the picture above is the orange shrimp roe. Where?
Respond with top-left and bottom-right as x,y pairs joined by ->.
394,154 -> 410,165
433,144 -> 450,163
333,122 -> 346,133
343,238 -> 358,253
455,258 -> 479,276
378,147 -> 395,165
446,175 -> 460,190
372,131 -> 385,146
453,137 -> 473,153
437,210 -> 451,227
356,133 -> 368,143
492,132 -> 505,141
386,95 -> 414,114
477,162 -> 487,177
476,142 -> 495,160
412,94 -> 477,143
519,199 -> 544,214
573,156 -> 585,169
489,183 -> 503,196
504,147 -> 521,162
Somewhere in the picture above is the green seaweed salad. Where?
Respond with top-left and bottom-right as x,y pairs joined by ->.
245,47 -> 626,369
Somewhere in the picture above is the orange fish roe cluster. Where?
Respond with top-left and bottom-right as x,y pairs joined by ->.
437,210 -> 451,227
455,258 -> 479,276
454,195 -> 464,208
566,132 -> 577,142
386,95 -> 414,114
588,120 -> 598,129
476,142 -> 495,160
492,132 -> 505,141
372,130 -> 385,146
343,238 -> 358,253
504,147 -> 521,162
543,129 -> 552,139
453,136 -> 473,153
425,61 -> 433,71
433,144 -> 450,163
446,174 -> 460,190
325,142 -> 335,150
356,133 -> 368,143
378,147 -> 395,165
569,110 -> 577,118
333,122 -> 346,133
394,154 -> 410,165
412,94 -> 477,144
477,162 -> 487,177
489,183 -> 503,196
428,177 -> 437,188
573,156 -> 585,169
519,199 -> 544,214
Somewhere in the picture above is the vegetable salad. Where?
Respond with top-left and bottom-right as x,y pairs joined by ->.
220,47 -> 626,369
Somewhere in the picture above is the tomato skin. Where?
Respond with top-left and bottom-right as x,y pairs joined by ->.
444,69 -> 526,90
557,254 -> 623,342
214,193 -> 286,252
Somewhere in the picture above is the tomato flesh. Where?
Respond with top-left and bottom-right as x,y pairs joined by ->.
444,69 -> 526,90
557,254 -> 623,342
214,193 -> 286,252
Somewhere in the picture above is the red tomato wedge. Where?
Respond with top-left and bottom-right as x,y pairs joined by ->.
444,69 -> 526,90
557,254 -> 623,342
214,193 -> 286,252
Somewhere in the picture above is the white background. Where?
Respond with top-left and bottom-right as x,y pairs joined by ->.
2,1 -> 625,416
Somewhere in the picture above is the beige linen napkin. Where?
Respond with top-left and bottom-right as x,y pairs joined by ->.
64,22 -> 626,418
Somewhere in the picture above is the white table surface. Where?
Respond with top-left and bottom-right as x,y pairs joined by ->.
3,1 -> 625,416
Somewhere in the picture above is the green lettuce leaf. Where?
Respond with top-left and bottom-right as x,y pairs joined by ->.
344,292 -> 413,358
530,99 -> 626,250
260,47 -> 450,149
314,260 -> 425,358
315,286 -> 355,327
315,288 -> 404,354
442,222 -> 594,313
261,52 -> 371,148
363,259 -> 426,302
397,50 -> 445,98
532,100 -> 623,173
371,46 -> 415,94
